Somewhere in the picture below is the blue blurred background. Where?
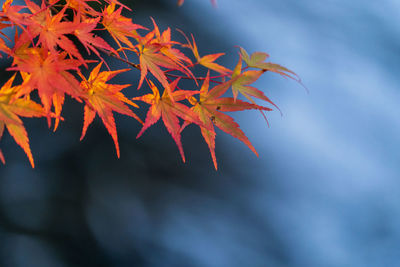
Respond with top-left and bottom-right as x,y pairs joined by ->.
0,0 -> 399,266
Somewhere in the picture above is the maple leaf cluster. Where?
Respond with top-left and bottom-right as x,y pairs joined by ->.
0,0 -> 299,170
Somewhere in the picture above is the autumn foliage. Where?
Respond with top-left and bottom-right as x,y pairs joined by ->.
0,0 -> 299,170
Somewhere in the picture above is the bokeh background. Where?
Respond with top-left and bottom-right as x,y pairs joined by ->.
0,0 -> 400,266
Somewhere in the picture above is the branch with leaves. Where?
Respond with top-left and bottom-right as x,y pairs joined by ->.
0,0 -> 300,170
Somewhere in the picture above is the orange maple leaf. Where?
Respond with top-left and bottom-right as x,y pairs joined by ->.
9,47 -> 83,126
150,18 -> 193,73
185,73 -> 271,170
136,39 -> 189,97
73,14 -> 117,58
25,4 -> 84,62
133,20 -> 196,101
0,74 -> 46,167
102,3 -> 144,50
239,47 -> 300,82
133,79 -> 206,162
0,0 -> 28,27
180,31 -> 231,74
231,57 -> 281,112
79,62 -> 142,158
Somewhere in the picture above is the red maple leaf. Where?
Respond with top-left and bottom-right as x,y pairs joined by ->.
133,79 -> 207,162
73,14 -> 117,58
180,30 -> 231,74
0,74 -> 46,167
9,46 -> 83,126
102,3 -> 144,50
25,3 -> 84,62
79,62 -> 142,158
185,73 -> 271,169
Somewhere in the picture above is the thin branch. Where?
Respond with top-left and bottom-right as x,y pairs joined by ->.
165,72 -> 224,84
97,47 -> 141,70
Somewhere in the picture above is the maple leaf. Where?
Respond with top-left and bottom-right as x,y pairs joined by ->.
0,74 -> 46,167
231,56 -> 280,113
133,79 -> 206,162
150,18 -> 192,68
180,31 -> 231,74
73,14 -> 117,58
0,0 -> 28,27
24,0 -> 46,25
135,24 -> 195,98
137,41 -> 177,94
185,73 -> 271,169
9,47 -> 83,125
25,4 -> 84,62
239,47 -> 300,82
79,62 -> 142,158
102,3 -> 145,50
147,18 -> 196,87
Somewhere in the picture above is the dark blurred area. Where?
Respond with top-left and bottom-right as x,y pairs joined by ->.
1,0 -> 400,266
